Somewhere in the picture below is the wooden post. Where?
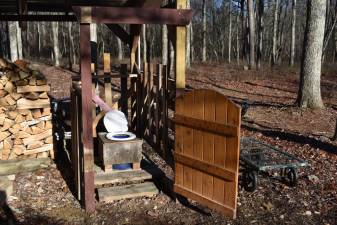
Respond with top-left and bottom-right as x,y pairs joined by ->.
130,25 -> 141,72
175,0 -> 187,95
155,64 -> 162,151
120,64 -> 128,118
103,53 -> 113,107
161,65 -> 168,159
79,22 -> 95,213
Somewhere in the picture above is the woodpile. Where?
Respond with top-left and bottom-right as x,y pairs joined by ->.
0,58 -> 54,160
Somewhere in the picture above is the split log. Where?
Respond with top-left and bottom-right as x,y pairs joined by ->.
0,158 -> 50,176
44,136 -> 53,144
38,92 -> 48,99
16,85 -> 50,93
25,92 -> 40,100
0,131 -> 10,142
13,145 -> 26,155
24,144 -> 53,155
0,90 -> 7,98
22,129 -> 52,146
27,141 -> 44,150
16,98 -> 50,109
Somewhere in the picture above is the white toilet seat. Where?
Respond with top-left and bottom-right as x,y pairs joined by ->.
106,132 -> 136,142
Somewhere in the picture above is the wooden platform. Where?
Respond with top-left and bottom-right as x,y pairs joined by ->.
95,169 -> 153,186
97,182 -> 158,202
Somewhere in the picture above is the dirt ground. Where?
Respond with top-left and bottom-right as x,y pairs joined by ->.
0,62 -> 336,225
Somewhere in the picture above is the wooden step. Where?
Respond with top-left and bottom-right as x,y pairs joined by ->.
95,169 -> 153,186
97,182 -> 158,202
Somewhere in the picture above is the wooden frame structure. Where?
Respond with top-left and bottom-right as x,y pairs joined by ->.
71,0 -> 192,213
1,0 -> 242,219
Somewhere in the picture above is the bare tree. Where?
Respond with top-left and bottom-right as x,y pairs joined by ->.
16,22 -> 23,59
202,0 -> 207,62
236,12 -> 240,64
290,0 -> 297,66
162,25 -> 168,65
186,0 -> 191,67
52,21 -> 61,66
228,0 -> 232,63
271,0 -> 280,66
142,24 -> 147,64
247,0 -> 256,69
297,0 -> 326,108
8,22 -> 18,62
117,38 -> 123,60
257,0 -> 264,69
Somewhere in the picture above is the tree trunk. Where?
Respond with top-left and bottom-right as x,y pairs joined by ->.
290,0 -> 297,66
142,24 -> 147,64
271,0 -> 279,66
297,0 -> 326,109
16,22 -> 23,59
162,25 -> 168,65
236,12 -> 240,64
52,22 -> 60,66
186,0 -> 191,68
228,1 -> 232,63
202,0 -> 207,62
8,22 -> 18,62
247,0 -> 256,69
117,38 -> 123,60
241,0 -> 246,61
257,0 -> 264,69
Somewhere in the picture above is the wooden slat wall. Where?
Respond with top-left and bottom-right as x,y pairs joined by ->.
132,62 -> 171,159
174,89 -> 241,219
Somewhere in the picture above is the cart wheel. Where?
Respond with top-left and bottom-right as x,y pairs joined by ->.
282,167 -> 298,187
243,170 -> 258,192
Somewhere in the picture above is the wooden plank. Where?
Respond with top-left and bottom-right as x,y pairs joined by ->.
155,64 -> 162,149
174,184 -> 235,219
192,90 -> 204,194
16,85 -> 50,93
202,90 -> 215,199
72,7 -> 193,25
175,88 -> 184,187
213,94 -> 228,204
182,91 -> 194,190
98,182 -> 158,202
174,153 -> 236,182
161,65 -> 169,159
0,158 -> 50,176
173,115 -> 239,137
95,170 -> 152,186
224,101 -> 241,211
106,24 -> 131,46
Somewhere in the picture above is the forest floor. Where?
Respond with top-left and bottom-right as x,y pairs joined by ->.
0,62 -> 336,225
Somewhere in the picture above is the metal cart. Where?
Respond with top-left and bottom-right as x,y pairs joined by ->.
240,137 -> 308,192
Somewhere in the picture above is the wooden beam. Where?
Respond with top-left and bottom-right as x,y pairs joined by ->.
73,6 -> 193,25
173,114 -> 239,137
174,153 -> 236,182
106,24 -> 131,46
175,0 -> 187,93
0,14 -> 77,21
79,23 -> 95,213
130,25 -> 141,73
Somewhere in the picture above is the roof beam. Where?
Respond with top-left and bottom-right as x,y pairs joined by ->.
72,6 -> 193,25
0,14 -> 77,21
106,24 -> 131,46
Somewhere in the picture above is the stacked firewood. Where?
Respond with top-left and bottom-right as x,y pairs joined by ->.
0,58 -> 54,160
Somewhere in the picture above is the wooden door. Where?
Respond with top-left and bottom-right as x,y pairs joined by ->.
174,89 -> 241,219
